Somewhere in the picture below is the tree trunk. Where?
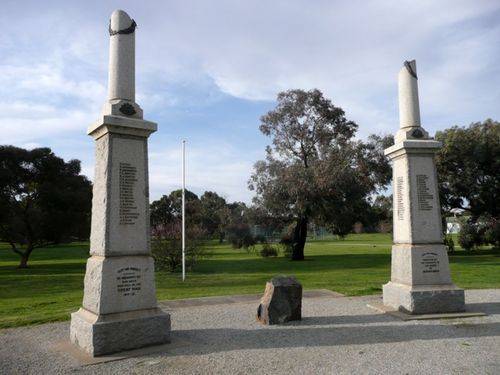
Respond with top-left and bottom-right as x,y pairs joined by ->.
219,231 -> 225,244
17,245 -> 34,269
291,216 -> 308,261
18,254 -> 29,268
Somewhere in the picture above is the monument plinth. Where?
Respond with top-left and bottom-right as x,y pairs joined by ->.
70,10 -> 170,356
382,60 -> 465,314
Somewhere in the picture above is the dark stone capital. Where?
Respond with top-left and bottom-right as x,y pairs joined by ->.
109,19 -> 137,36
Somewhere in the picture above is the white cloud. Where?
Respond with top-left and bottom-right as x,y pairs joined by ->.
149,141 -> 256,203
1,0 -> 499,203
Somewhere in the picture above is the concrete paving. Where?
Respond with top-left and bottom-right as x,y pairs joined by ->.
1,289 -> 499,374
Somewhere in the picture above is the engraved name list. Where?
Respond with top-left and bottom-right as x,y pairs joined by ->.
119,162 -> 139,225
416,174 -> 433,211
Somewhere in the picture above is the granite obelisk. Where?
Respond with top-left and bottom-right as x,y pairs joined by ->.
382,60 -> 465,314
70,10 -> 170,356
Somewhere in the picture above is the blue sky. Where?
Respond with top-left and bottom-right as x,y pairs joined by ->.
1,1 -> 499,203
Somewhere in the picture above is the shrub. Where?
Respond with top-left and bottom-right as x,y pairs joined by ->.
483,221 -> 500,249
478,215 -> 500,249
444,235 -> 455,253
279,231 -> 293,258
260,244 -> 278,257
457,216 -> 500,251
151,222 -> 209,272
458,220 -> 480,251
226,223 -> 256,250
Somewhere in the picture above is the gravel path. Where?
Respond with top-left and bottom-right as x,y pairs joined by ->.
1,289 -> 499,374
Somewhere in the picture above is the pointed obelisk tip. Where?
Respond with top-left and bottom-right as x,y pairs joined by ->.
401,59 -> 417,79
110,9 -> 134,31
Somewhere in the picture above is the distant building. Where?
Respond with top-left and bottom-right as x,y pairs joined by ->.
446,218 -> 461,234
446,208 -> 466,234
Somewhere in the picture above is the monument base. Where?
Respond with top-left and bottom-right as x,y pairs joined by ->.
70,307 -> 170,356
383,281 -> 465,314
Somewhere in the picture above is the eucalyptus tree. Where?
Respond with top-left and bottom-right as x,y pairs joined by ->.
249,89 -> 391,260
0,146 -> 92,268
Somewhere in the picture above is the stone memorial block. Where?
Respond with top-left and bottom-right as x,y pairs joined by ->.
257,276 -> 302,325
70,10 -> 170,356
382,60 -> 465,314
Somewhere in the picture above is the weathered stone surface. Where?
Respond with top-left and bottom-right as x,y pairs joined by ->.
70,307 -> 170,356
387,142 -> 443,245
108,9 -> 135,103
389,244 -> 453,286
81,256 -> 158,315
382,60 -> 464,314
70,9 -> 170,356
257,276 -> 302,325
88,132 -> 152,257
383,282 -> 465,314
104,10 -> 144,120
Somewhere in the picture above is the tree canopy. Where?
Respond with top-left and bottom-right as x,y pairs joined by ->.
249,89 -> 391,260
150,189 -> 201,228
199,191 -> 228,241
435,119 -> 499,219
0,146 -> 92,267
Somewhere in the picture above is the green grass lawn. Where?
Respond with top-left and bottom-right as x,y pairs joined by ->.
0,233 -> 499,329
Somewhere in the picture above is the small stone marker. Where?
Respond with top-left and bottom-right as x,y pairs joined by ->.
257,276 -> 302,325
382,60 -> 465,314
70,10 -> 170,356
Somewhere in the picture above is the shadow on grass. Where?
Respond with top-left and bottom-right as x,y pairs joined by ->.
0,261 -> 86,275
195,253 -> 391,274
450,250 -> 500,262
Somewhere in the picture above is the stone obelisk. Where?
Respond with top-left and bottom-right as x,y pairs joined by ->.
70,10 -> 170,356
382,60 -> 465,314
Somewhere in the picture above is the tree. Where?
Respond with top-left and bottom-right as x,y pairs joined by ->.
435,120 -> 499,219
150,194 -> 175,228
249,89 -> 391,260
226,223 -> 255,250
363,194 -> 393,232
199,191 -> 227,241
244,205 -> 287,239
150,190 -> 210,272
150,189 -> 201,228
226,201 -> 248,224
0,146 -> 92,268
151,221 -> 208,272
457,219 -> 480,251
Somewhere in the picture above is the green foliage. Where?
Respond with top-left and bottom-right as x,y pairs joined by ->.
363,194 -> 393,233
199,191 -> 228,240
151,222 -> 209,272
444,234 -> 455,253
457,215 -> 500,251
482,216 -> 499,248
279,228 -> 294,257
226,223 -> 256,250
150,195 -> 175,228
0,146 -> 92,267
249,89 -> 392,260
476,214 -> 500,249
151,190 -> 258,245
458,220 -> 480,251
260,243 -> 279,257
435,120 -> 500,219
150,189 -> 201,229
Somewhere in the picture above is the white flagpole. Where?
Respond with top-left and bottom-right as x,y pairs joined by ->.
182,140 -> 186,281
